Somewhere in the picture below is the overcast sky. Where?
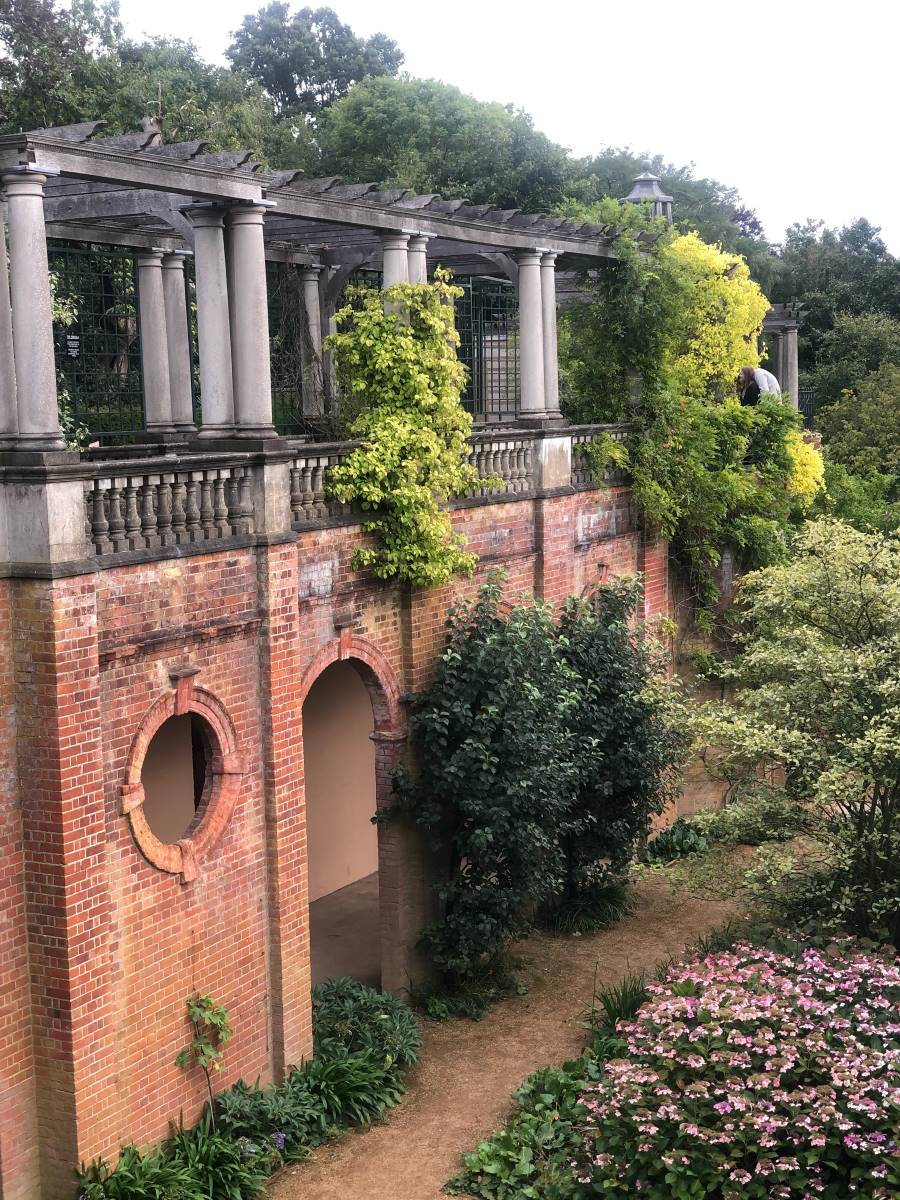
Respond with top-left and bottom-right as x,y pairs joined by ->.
116,0 -> 900,251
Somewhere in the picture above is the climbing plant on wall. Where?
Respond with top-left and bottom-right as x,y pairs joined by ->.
325,269 -> 482,589
560,209 -> 822,614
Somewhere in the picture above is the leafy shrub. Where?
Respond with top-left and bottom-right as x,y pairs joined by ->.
537,880 -> 632,936
448,1059 -> 605,1200
576,942 -> 900,1198
692,518 -> 900,943
401,575 -> 684,997
311,977 -> 421,1068
214,1075 -> 331,1162
644,819 -> 708,862
687,790 -> 809,846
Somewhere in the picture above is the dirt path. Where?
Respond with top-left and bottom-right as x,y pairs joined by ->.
271,881 -> 735,1200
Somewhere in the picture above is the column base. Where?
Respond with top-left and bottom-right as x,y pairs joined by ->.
5,432 -> 67,451
230,424 -> 279,440
516,411 -> 567,428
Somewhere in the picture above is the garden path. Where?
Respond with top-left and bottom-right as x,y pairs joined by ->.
270,880 -> 735,1200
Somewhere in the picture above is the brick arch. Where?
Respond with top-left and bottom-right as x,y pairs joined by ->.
120,682 -> 246,882
298,633 -> 405,741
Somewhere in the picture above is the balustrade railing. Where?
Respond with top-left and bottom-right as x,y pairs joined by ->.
289,444 -> 355,527
466,433 -> 534,498
570,425 -> 631,489
85,459 -> 254,556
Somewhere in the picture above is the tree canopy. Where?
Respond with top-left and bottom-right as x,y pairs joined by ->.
225,3 -> 402,119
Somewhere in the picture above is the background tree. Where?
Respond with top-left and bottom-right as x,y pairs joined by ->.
226,3 -> 402,120
817,363 -> 900,477
806,310 -> 900,410
318,75 -> 570,210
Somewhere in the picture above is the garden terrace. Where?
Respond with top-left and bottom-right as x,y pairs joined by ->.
0,119 -> 622,448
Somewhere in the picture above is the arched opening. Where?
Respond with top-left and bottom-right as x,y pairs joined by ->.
303,660 -> 381,987
140,712 -> 212,843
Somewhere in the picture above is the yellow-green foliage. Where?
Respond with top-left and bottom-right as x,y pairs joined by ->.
326,269 -> 481,588
663,232 -> 770,403
786,429 -> 825,508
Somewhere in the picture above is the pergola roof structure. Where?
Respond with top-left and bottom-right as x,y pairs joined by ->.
0,121 -> 630,275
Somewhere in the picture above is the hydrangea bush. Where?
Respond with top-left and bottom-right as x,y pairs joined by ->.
578,943 -> 900,1198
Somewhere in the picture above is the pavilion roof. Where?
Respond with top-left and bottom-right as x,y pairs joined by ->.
0,121 -> 623,273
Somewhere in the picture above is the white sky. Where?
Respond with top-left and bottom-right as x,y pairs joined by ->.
116,0 -> 900,251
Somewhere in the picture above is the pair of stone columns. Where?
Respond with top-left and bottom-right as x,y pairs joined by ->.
136,250 -> 195,435
186,204 -> 276,439
517,250 -> 561,422
381,232 -> 432,286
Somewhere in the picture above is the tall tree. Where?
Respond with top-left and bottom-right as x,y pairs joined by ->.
318,75 -> 570,210
226,3 -> 403,119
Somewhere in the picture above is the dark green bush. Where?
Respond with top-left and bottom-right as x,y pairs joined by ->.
311,977 -> 421,1067
78,1144 -> 198,1200
400,576 -> 684,997
167,1116 -> 269,1199
289,1046 -> 406,1127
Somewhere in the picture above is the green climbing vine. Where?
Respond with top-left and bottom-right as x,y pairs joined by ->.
325,269 -> 482,588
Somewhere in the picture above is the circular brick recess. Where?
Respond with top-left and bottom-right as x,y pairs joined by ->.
120,686 -> 245,882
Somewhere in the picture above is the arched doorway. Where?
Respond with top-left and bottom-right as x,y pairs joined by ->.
303,659 -> 381,987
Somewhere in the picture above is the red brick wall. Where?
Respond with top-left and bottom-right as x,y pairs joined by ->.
0,483 -> 669,1198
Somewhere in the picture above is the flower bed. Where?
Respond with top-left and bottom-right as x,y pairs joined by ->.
578,943 -> 900,1198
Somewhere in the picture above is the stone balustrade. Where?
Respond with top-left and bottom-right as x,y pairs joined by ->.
85,457 -> 254,556
466,432 -> 535,498
570,424 -> 631,489
289,444 -> 356,527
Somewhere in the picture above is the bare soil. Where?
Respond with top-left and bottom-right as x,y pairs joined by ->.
270,880 -> 735,1200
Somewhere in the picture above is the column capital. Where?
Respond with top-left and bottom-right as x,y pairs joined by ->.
1,171 -> 50,198
407,233 -> 434,247
540,251 -> 559,266
182,204 -> 227,230
380,231 -> 411,250
515,249 -> 544,266
299,263 -> 323,278
135,248 -> 166,267
161,250 -> 191,268
227,203 -> 271,229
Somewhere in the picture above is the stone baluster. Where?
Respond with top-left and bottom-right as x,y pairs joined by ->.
91,483 -> 110,554
184,478 -> 201,541
199,476 -> 214,539
289,466 -> 302,524
123,482 -> 141,549
301,463 -> 315,519
312,462 -> 326,519
213,474 -> 230,536
171,479 -> 187,543
225,473 -> 243,532
140,480 -> 158,546
156,479 -> 174,546
107,485 -> 126,553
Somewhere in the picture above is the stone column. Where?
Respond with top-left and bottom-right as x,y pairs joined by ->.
407,234 -> 430,284
381,233 -> 410,288
227,204 -> 276,437
783,326 -> 800,409
2,170 -> 63,448
770,330 -> 784,390
0,214 -> 17,444
540,252 -> 561,419
184,206 -> 234,438
516,249 -> 546,421
161,251 -> 196,433
300,266 -> 324,416
136,250 -> 174,434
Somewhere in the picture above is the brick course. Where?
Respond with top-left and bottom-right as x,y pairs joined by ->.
0,483 -> 668,1198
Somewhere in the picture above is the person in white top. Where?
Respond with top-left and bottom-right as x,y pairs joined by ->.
753,367 -> 781,394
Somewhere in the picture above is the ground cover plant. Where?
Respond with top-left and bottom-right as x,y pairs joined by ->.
76,981 -> 420,1197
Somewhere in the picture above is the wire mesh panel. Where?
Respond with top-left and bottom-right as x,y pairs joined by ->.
267,262 -> 307,436
49,241 -> 144,443
454,278 -> 519,423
